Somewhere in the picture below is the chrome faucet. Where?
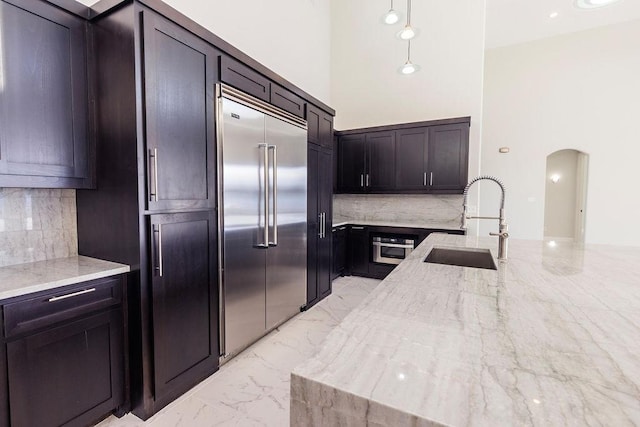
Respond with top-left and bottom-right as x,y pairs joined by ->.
461,176 -> 509,260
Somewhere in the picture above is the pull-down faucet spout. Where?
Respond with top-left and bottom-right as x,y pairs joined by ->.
461,176 -> 509,260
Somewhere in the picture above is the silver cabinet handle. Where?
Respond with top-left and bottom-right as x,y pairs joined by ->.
258,143 -> 269,248
360,174 -> 364,188
149,148 -> 159,202
318,213 -> 323,238
351,226 -> 365,230
268,145 -> 278,246
372,241 -> 414,249
153,224 -> 164,277
430,172 -> 433,186
322,212 -> 326,238
48,288 -> 96,302
423,172 -> 427,186
366,174 -> 370,187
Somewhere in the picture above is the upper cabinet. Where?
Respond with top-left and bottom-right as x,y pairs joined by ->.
220,56 -> 270,102
337,118 -> 470,194
142,11 -> 217,211
307,104 -> 333,148
0,0 -> 92,188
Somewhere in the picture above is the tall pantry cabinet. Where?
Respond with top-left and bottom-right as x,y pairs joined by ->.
76,4 -> 219,419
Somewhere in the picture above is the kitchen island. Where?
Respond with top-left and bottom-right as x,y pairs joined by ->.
291,233 -> 640,426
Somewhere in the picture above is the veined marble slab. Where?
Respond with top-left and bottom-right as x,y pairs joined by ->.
332,219 -> 463,231
0,256 -> 130,300
291,233 -> 640,426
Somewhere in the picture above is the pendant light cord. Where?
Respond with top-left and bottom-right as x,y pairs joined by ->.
407,0 -> 411,26
407,39 -> 411,62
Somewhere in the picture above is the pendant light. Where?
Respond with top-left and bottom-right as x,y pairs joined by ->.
399,40 -> 420,75
398,0 -> 417,40
382,0 -> 400,25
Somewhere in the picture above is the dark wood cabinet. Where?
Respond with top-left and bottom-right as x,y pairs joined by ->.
396,127 -> 429,190
0,0 -> 92,188
338,134 -> 367,192
149,211 -> 218,407
307,144 -> 333,308
220,55 -> 270,102
270,84 -> 305,118
332,226 -> 347,280
427,124 -> 469,192
307,104 -> 334,149
143,11 -> 217,211
337,118 -> 470,194
348,226 -> 370,276
77,5 -> 220,420
1,275 -> 127,427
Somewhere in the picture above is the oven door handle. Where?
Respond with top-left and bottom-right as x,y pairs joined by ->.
372,241 -> 414,249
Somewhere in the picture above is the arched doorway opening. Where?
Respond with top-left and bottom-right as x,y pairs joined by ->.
543,149 -> 589,243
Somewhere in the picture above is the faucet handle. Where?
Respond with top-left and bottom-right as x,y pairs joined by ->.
489,231 -> 509,237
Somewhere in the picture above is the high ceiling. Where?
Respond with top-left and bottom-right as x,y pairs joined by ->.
486,0 -> 640,49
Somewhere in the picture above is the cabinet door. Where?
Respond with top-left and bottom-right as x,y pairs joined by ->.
319,112 -> 334,149
332,227 -> 347,280
318,148 -> 333,297
7,310 -> 124,427
220,55 -> 270,102
427,124 -> 469,193
143,11 -> 217,211
396,128 -> 429,190
270,84 -> 305,118
338,134 -> 366,192
0,0 -> 89,188
366,131 -> 396,192
306,145 -> 320,306
149,211 -> 218,403
348,226 -> 369,276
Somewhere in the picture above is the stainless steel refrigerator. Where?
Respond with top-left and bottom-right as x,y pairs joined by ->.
216,84 -> 307,359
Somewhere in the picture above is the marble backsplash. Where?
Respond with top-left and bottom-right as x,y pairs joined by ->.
0,189 -> 78,268
333,193 -> 463,227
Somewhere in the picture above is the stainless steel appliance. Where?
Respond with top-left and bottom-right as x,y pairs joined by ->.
372,236 -> 415,265
217,84 -> 307,359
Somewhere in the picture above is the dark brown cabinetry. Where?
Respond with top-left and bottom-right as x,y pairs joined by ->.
0,275 -> 127,427
348,226 -> 370,276
149,211 -> 218,408
220,55 -> 270,102
332,226 -> 348,280
338,132 -> 396,192
337,118 -> 470,194
307,105 -> 334,149
270,84 -> 306,118
77,5 -> 220,420
143,12 -> 217,211
0,0 -> 92,188
307,143 -> 333,308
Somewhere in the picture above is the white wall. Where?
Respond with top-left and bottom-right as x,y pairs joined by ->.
330,0 -> 486,230
481,19 -> 640,246
77,0 -> 332,105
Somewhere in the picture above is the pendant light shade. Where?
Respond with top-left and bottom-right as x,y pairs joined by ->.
397,0 -> 417,40
399,40 -> 420,75
383,0 -> 400,25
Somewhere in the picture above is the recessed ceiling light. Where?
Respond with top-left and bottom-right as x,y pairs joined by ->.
549,11 -> 559,18
576,0 -> 622,9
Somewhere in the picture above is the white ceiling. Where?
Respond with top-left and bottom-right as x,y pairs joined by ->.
486,0 -> 640,49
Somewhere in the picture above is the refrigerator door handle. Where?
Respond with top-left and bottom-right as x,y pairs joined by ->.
268,144 -> 278,246
257,143 -> 269,248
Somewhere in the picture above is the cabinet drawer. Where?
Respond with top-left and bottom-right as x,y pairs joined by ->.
220,55 -> 270,102
270,84 -> 305,118
3,275 -> 123,339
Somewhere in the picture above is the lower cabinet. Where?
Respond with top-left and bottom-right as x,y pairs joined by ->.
0,275 -> 127,427
332,226 -> 347,280
348,226 -> 370,277
148,211 -> 219,410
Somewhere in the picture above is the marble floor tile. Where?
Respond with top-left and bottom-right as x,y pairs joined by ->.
96,276 -> 380,427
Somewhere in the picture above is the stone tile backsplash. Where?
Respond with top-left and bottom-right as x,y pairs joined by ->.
0,188 -> 78,268
333,193 -> 463,227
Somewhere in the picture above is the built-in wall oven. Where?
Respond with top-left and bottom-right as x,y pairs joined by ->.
372,235 -> 416,265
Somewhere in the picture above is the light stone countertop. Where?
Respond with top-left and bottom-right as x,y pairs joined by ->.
0,256 -> 130,301
291,233 -> 640,426
332,219 -> 462,231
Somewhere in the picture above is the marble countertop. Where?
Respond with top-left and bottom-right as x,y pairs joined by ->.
0,256 -> 130,301
291,233 -> 640,426
332,218 -> 462,231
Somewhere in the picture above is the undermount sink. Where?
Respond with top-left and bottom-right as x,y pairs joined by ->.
424,246 -> 498,270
